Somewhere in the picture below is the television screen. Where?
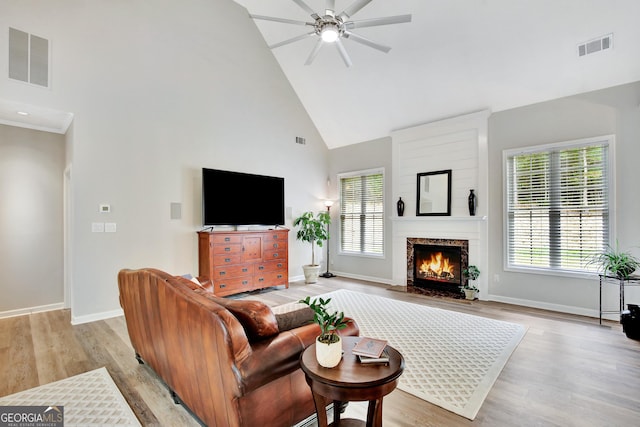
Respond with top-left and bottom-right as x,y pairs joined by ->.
202,168 -> 285,226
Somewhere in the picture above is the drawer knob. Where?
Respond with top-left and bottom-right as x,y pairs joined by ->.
258,266 -> 265,270
242,268 -> 248,273
224,247 -> 231,252
224,237 -> 231,242
220,284 -> 226,289
273,253 -> 278,258
277,263 -> 283,268
219,271 -> 226,276
224,258 -> 231,263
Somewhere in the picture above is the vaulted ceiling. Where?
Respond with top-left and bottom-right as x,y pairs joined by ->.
235,0 -> 640,148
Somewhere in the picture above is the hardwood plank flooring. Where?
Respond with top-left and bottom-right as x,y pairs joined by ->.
1,276 -> 638,426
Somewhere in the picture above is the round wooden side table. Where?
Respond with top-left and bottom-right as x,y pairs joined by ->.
300,336 -> 404,427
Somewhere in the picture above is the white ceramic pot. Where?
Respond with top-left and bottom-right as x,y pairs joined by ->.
315,335 -> 342,368
303,264 -> 321,284
464,289 -> 476,300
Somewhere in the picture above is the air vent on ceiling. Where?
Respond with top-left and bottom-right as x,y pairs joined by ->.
578,34 -> 613,57
8,27 -> 49,87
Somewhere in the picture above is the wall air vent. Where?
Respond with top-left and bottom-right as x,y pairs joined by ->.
578,34 -> 612,57
8,27 -> 50,87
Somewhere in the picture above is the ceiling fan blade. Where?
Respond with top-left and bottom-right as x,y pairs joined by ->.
305,39 -> 324,65
250,14 -> 312,26
343,31 -> 391,53
335,39 -> 353,67
345,14 -> 412,29
269,32 -> 315,49
338,0 -> 373,20
292,0 -> 320,19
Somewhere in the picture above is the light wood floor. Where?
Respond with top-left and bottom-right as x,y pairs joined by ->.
1,277 -> 639,426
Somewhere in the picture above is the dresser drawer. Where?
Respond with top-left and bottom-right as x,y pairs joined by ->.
213,277 -> 253,294
212,244 -> 242,255
264,248 -> 287,260
212,234 -> 243,245
256,260 -> 286,273
212,253 -> 242,265
213,264 -> 254,278
263,231 -> 288,242
255,271 -> 288,288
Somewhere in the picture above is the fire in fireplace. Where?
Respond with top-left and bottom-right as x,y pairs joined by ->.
407,238 -> 469,295
414,245 -> 461,289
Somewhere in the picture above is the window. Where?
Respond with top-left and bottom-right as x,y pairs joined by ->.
339,169 -> 384,256
505,136 -> 611,274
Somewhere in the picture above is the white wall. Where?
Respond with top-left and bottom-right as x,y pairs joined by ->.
328,137 -> 394,282
0,0 -> 330,322
488,81 -> 640,317
0,125 -> 65,314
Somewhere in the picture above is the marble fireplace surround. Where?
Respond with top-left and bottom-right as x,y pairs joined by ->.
407,238 -> 469,291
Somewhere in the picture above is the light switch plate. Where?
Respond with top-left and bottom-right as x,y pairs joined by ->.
92,222 -> 105,232
105,223 -> 117,233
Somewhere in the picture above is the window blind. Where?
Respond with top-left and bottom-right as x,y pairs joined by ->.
506,141 -> 609,273
340,171 -> 384,256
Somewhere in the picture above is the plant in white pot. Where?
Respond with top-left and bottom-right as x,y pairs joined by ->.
461,265 -> 480,300
300,296 -> 351,368
293,211 -> 331,284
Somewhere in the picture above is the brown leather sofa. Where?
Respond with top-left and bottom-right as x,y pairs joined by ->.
117,268 -> 359,427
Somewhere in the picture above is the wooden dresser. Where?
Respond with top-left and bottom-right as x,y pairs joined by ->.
197,229 -> 289,296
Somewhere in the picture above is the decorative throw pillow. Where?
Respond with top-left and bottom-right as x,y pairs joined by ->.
275,307 -> 315,332
200,294 -> 280,341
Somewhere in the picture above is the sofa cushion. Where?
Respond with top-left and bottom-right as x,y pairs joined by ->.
275,307 -> 314,332
195,290 -> 279,341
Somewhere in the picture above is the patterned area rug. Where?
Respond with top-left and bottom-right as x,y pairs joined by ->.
0,367 -> 141,426
274,290 -> 527,420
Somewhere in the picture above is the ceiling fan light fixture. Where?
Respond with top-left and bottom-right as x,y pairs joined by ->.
320,25 -> 339,43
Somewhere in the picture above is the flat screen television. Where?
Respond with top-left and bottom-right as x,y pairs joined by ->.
202,168 -> 285,227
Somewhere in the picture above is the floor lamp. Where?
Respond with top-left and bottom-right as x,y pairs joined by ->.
321,200 -> 336,278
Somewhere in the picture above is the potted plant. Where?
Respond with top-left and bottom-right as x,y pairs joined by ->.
293,210 -> 331,284
461,265 -> 480,300
300,296 -> 351,368
590,241 -> 640,279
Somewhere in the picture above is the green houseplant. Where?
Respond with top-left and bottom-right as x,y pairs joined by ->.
300,296 -> 351,368
293,211 -> 331,283
461,265 -> 480,300
590,242 -> 640,279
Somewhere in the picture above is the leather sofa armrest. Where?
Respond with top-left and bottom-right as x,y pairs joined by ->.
239,318 -> 359,393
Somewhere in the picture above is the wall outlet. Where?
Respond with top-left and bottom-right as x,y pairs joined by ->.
91,222 -> 104,233
105,223 -> 117,233
494,273 -> 500,283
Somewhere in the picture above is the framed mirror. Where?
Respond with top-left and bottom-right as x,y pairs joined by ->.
416,169 -> 452,216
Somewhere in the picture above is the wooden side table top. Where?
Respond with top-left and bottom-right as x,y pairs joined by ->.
301,336 -> 404,389
300,336 -> 405,427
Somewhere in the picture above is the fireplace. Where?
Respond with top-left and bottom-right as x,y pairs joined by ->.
407,238 -> 469,295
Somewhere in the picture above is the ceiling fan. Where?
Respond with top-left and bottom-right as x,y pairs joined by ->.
250,0 -> 412,67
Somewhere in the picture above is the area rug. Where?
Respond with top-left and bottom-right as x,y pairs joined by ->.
274,290 -> 527,420
0,367 -> 141,426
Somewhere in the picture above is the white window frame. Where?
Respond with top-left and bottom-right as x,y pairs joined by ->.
338,167 -> 385,258
503,135 -> 615,278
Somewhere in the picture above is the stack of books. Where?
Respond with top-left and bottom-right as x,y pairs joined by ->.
352,337 -> 390,365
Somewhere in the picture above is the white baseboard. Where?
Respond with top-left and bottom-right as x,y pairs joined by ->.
329,271 -> 395,286
71,308 -> 124,325
0,302 -> 65,320
486,293 -> 614,320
